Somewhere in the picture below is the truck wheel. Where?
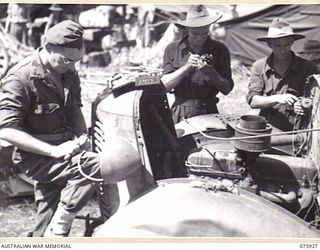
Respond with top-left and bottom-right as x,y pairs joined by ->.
0,47 -> 9,79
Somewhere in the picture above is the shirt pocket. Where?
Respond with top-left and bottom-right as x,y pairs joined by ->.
34,103 -> 61,114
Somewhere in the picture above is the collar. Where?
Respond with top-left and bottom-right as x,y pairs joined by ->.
29,48 -> 48,80
266,51 -> 300,78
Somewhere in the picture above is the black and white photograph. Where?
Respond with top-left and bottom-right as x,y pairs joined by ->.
0,2 -> 319,242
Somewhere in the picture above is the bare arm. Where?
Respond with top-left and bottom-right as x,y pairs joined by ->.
161,54 -> 200,92
0,128 -> 80,159
161,64 -> 192,91
250,94 -> 298,109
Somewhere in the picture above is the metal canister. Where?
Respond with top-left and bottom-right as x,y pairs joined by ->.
234,115 -> 272,152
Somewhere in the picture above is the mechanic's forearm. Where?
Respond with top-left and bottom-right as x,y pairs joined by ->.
250,95 -> 279,109
0,127 -> 55,157
161,64 -> 192,91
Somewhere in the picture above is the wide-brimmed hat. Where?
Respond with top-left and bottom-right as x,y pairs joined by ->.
257,18 -> 305,42
175,5 -> 222,29
299,40 -> 320,54
49,4 -> 63,12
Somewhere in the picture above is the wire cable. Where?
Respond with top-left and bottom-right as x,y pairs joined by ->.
77,151 -> 104,182
181,115 -> 320,142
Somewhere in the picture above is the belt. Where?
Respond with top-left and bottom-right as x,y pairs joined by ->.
32,131 -> 74,142
174,97 -> 218,107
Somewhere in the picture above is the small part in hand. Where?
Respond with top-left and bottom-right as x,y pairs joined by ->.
200,54 -> 214,65
300,97 -> 312,109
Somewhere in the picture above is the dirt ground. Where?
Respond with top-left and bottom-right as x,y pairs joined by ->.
0,57 -> 252,238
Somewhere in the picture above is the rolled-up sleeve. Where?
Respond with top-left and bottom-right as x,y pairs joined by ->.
0,77 -> 30,130
246,60 -> 264,105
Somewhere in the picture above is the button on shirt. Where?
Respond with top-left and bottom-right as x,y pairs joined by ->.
163,35 -> 234,100
0,48 -> 82,137
247,52 -> 318,131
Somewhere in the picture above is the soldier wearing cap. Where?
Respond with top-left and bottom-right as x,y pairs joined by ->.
161,5 -> 234,124
247,18 -> 318,131
0,20 -> 132,237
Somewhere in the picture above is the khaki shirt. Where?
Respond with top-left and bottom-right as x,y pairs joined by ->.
247,52 -> 318,131
0,48 -> 82,138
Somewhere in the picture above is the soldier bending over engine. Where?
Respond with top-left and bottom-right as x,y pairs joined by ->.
0,20 -> 136,237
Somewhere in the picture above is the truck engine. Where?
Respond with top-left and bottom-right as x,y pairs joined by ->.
91,72 -> 320,236
185,115 -> 320,224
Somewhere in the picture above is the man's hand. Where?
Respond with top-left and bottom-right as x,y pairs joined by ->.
49,140 -> 81,160
251,93 -> 300,110
187,54 -> 201,68
0,128 -> 89,160
76,134 -> 91,151
198,54 -> 213,69
276,93 -> 299,106
64,135 -> 91,160
294,99 -> 305,116
198,58 -> 208,69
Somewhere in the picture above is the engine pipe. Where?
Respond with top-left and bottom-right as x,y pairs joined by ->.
270,134 -> 303,146
259,190 -> 297,203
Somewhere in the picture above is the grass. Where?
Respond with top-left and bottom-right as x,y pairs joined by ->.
0,194 -> 101,237
0,196 -> 35,237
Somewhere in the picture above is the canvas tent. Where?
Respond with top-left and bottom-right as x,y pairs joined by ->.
220,4 -> 320,65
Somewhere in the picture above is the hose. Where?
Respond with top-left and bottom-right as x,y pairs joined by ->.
77,151 -> 104,182
181,116 -> 320,142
